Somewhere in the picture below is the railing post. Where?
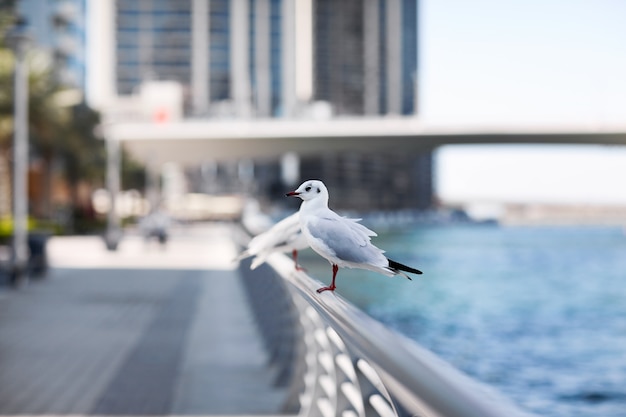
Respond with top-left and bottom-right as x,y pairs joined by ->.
264,252 -> 535,417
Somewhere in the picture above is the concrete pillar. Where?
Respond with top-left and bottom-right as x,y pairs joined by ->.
230,0 -> 251,118
254,0 -> 271,117
364,0 -> 380,115
145,154 -> 161,212
281,0 -> 296,117
192,0 -> 209,115
386,0 -> 402,115
281,152 -> 300,186
295,0 -> 313,103
86,0 -> 116,109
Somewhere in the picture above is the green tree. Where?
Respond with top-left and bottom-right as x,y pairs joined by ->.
0,39 -> 106,230
1,7 -> 144,232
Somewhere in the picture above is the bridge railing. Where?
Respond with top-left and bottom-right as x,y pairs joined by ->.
247,251 -> 535,417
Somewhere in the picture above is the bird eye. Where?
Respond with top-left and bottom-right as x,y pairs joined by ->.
305,186 -> 311,192
316,188 -> 320,193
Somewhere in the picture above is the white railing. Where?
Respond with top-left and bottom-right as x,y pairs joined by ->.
255,252 -> 536,417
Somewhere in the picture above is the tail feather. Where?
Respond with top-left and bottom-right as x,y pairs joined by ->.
250,253 -> 269,270
387,258 -> 423,280
233,250 -> 251,263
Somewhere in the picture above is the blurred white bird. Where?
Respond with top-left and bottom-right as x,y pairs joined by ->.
235,212 -> 309,270
286,179 -> 422,293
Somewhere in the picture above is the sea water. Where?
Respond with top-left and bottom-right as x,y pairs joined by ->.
299,224 -> 626,417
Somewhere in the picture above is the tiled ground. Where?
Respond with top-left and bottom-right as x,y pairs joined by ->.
0,226 -> 287,415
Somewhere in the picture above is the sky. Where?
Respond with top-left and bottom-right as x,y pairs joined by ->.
421,0 -> 626,206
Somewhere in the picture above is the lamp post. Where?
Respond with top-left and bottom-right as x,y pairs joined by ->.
105,131 -> 121,251
6,19 -> 32,282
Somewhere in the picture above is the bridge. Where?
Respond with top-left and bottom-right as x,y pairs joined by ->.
105,117 -> 626,165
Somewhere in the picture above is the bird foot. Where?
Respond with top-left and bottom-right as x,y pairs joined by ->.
316,285 -> 336,294
295,265 -> 307,272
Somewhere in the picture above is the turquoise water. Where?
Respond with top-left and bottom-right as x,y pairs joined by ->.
299,224 -> 626,417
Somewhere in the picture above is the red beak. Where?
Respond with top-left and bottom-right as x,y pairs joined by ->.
285,191 -> 300,197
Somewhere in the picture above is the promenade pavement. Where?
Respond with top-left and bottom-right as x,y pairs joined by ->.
0,223 -> 287,415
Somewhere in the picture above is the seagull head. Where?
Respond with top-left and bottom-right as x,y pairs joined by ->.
286,180 -> 328,203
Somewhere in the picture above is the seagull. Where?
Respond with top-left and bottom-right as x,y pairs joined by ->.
286,179 -> 423,293
235,212 -> 309,270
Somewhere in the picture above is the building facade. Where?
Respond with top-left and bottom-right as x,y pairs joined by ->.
110,0 -> 418,119
18,0 -> 87,89
313,0 -> 418,116
299,150 -> 432,211
113,0 -> 285,118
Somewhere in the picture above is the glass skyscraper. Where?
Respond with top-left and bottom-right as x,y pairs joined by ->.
19,0 -> 87,89
313,0 -> 418,116
114,0 -> 285,117
112,0 -> 418,119
116,1 -> 193,96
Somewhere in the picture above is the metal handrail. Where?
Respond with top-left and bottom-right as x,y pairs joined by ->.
264,252 -> 535,417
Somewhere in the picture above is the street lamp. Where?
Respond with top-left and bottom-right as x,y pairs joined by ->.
105,132 -> 121,251
6,18 -> 32,283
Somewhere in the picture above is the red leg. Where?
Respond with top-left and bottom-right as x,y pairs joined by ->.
316,264 -> 338,293
293,249 -> 306,271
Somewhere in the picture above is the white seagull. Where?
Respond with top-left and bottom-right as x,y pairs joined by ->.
286,179 -> 422,293
235,212 -> 309,270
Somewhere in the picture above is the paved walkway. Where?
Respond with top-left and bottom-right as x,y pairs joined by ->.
0,224 -> 288,415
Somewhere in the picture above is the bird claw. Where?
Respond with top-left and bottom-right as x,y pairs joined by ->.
316,285 -> 336,294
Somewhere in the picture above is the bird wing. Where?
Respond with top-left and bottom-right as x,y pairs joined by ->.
235,212 -> 302,264
246,212 -> 301,255
343,217 -> 378,238
307,213 -> 384,264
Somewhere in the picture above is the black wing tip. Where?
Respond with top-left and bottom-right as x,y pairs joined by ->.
388,258 -> 423,275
